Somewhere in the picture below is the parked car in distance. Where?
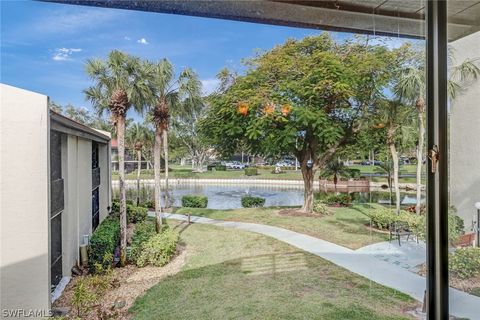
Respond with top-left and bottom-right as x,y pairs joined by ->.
225,161 -> 246,169
361,160 -> 383,166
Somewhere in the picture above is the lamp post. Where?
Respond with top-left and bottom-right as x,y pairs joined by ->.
475,202 -> 480,247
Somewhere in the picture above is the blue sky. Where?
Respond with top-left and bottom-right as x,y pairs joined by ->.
1,1 -> 415,119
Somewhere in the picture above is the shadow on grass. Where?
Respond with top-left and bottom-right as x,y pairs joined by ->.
130,251 -> 415,320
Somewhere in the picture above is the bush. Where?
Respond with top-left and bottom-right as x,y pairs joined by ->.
129,221 -> 156,263
365,208 -> 398,230
449,213 -> 464,245
241,196 -> 265,208
324,194 -> 351,206
88,216 -> 120,272
127,204 -> 148,223
449,247 -> 480,279
136,228 -> 179,267
141,200 -> 155,209
111,199 -> 120,213
244,167 -> 258,176
182,195 -> 208,208
313,200 -> 333,215
215,164 -> 227,171
347,168 -> 362,180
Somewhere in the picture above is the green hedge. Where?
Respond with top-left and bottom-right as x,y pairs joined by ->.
241,196 -> 265,208
215,164 -> 227,171
244,167 -> 258,176
127,205 -> 148,223
88,216 -> 120,271
182,195 -> 208,208
449,247 -> 480,279
136,228 -> 179,267
324,194 -> 351,206
111,199 -> 148,223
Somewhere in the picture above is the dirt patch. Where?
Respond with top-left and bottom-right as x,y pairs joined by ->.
417,263 -> 480,296
53,247 -> 187,319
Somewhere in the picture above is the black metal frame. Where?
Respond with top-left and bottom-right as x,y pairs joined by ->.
426,1 -> 449,319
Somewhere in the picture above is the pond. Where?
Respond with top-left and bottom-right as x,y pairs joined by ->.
113,183 -> 423,210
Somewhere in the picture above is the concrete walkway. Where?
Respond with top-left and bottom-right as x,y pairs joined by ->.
149,211 -> 480,320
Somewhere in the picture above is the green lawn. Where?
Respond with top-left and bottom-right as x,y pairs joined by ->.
173,205 -> 389,249
114,164 -> 422,184
130,221 -> 417,320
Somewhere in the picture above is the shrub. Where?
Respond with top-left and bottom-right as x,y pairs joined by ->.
346,168 -> 362,180
111,199 -> 120,213
449,247 -> 480,279
72,279 -> 96,316
182,195 -> 208,208
313,200 -> 333,215
448,213 -> 464,245
141,200 -> 155,209
215,164 -> 227,171
88,217 -> 120,272
129,221 -> 156,263
127,204 -> 148,223
241,196 -> 265,208
136,228 -> 179,267
365,208 -> 397,230
324,194 -> 351,206
244,167 -> 258,176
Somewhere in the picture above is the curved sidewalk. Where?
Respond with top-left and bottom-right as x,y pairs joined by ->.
149,211 -> 480,320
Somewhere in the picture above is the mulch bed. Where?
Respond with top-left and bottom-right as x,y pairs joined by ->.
53,246 -> 187,320
417,263 -> 480,296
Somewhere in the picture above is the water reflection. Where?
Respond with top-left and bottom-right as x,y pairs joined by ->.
112,183 -> 423,210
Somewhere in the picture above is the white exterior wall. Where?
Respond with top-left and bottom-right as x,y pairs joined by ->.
0,84 -> 51,316
450,31 -> 480,230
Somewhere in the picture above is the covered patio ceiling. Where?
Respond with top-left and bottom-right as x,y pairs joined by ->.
44,0 -> 480,41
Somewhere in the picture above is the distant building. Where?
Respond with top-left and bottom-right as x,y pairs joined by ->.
1,84 -> 112,314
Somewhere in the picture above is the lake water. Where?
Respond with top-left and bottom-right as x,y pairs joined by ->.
113,183 -> 422,210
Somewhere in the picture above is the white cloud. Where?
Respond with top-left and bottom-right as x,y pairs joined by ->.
201,78 -> 220,96
124,36 -> 131,41
52,48 -> 82,61
137,38 -> 149,45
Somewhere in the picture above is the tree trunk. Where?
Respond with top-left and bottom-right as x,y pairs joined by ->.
300,164 -> 315,213
415,111 -> 424,214
117,116 -> 127,266
154,126 -> 163,233
389,142 -> 401,214
136,149 -> 141,206
162,129 -> 170,208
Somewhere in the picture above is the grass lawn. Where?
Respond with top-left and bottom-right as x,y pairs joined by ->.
174,204 -> 389,249
114,164 -> 422,184
130,221 -> 417,320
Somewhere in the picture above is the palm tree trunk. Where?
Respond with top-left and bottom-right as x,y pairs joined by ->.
389,142 -> 401,214
136,149 -> 141,206
117,116 -> 127,266
154,126 -> 163,233
163,129 -> 170,208
415,111 -> 424,214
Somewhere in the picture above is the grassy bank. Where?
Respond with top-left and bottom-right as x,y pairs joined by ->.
130,221 -> 417,320
174,205 -> 389,249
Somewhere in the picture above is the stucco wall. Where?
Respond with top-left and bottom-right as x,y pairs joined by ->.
0,84 -> 51,316
450,31 -> 480,230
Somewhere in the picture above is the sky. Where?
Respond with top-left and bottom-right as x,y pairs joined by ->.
1,1 -> 416,119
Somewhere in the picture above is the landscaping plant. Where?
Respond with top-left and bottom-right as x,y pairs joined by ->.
182,195 -> 208,208
241,196 -> 265,208
449,247 -> 480,279
136,228 -> 179,267
313,200 -> 333,215
88,216 -> 120,272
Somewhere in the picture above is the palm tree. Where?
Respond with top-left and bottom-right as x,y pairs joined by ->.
84,50 -> 152,265
320,160 -> 350,193
148,59 -> 201,232
395,50 -> 479,214
126,123 -> 153,206
374,100 -> 414,214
